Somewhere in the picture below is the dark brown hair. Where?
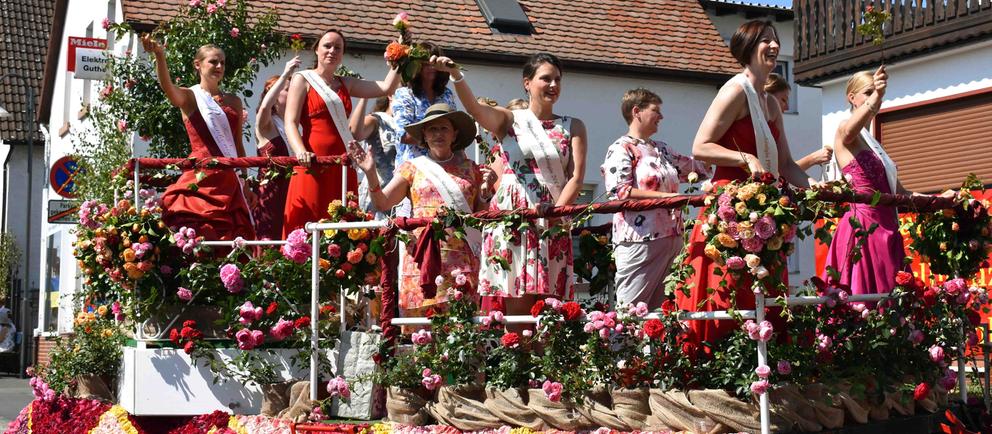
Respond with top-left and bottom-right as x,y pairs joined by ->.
620,88 -> 662,125
730,20 -> 778,66
522,52 -> 563,79
373,96 -> 390,112
312,30 -> 347,55
764,73 -> 791,94
409,42 -> 450,98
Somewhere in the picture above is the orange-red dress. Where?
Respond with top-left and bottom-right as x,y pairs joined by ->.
282,80 -> 358,236
676,115 -> 785,347
161,107 -> 255,241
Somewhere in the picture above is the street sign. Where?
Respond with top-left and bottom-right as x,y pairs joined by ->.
74,48 -> 109,80
67,37 -> 107,73
48,200 -> 78,225
49,156 -> 82,198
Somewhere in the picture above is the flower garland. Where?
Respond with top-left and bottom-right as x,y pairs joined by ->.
906,175 -> 992,278
88,406 -> 144,434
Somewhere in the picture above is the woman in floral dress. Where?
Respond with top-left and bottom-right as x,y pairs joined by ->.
432,53 -> 588,314
347,104 -> 493,315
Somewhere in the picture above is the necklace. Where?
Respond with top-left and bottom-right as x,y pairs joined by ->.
430,152 -> 455,163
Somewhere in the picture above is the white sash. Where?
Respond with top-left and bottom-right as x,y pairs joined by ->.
190,85 -> 239,158
861,128 -> 898,193
730,74 -> 779,177
298,70 -> 355,145
510,108 -> 567,202
410,155 -> 482,255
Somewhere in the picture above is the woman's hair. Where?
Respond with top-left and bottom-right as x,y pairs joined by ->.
764,73 -> 791,94
730,20 -> 778,66
312,29 -> 347,56
505,98 -> 528,110
194,44 -> 224,63
522,52 -> 563,80
256,75 -> 281,113
373,96 -> 390,112
410,42 -> 449,98
620,88 -> 662,125
845,71 -> 874,110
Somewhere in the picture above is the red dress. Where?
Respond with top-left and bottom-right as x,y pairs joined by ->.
162,107 -> 255,241
676,115 -> 785,347
282,80 -> 358,236
253,135 -> 290,240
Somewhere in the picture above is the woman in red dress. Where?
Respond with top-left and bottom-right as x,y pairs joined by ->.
677,21 -> 813,348
282,30 -> 400,236
142,36 -> 255,241
252,56 -> 301,240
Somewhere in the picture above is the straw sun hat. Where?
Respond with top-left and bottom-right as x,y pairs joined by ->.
404,103 -> 477,151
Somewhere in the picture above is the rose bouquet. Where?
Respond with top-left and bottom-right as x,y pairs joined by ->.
531,298 -> 591,402
319,194 -> 386,298
384,12 -> 461,83
906,175 -> 992,278
641,301 -> 697,390
697,173 -> 800,295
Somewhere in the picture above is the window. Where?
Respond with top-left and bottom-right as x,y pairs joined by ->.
773,60 -> 798,114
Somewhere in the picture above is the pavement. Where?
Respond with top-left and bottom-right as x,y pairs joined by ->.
0,376 -> 32,427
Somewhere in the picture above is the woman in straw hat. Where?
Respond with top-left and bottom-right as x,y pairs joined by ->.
348,103 -> 494,315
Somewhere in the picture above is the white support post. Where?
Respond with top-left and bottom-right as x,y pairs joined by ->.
309,224 -> 321,401
341,167 -> 347,203
756,294 -> 770,434
133,160 -> 140,206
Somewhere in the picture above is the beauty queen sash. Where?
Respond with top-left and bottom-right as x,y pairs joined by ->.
730,74 -> 780,177
507,108 -> 568,203
822,128 -> 898,194
298,70 -> 355,145
410,156 -> 481,255
190,85 -> 239,158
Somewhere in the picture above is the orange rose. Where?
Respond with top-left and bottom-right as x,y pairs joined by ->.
385,41 -> 410,63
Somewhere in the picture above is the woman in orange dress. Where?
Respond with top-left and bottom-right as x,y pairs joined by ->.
677,20 -> 813,348
142,36 -> 255,241
282,30 -> 400,236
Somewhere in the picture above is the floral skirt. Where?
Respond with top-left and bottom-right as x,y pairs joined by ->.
478,218 -> 574,300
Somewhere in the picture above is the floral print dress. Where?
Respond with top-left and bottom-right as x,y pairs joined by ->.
397,154 -> 484,311
478,115 -> 575,299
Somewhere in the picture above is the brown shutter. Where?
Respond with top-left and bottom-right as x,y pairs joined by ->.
877,89 -> 992,193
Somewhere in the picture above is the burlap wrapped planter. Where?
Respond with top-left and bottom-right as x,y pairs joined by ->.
483,387 -> 547,430
73,374 -> 115,401
386,386 -> 432,426
611,387 -> 652,430
575,386 -> 629,431
426,384 -> 502,431
259,381 -> 293,417
526,388 -> 594,431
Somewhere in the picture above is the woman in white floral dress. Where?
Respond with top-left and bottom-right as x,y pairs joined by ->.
431,53 -> 588,314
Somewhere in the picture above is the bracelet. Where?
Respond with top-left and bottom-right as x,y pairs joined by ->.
452,72 -> 465,84
369,183 -> 382,194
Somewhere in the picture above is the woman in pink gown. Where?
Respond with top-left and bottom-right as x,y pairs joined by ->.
822,66 -> 954,294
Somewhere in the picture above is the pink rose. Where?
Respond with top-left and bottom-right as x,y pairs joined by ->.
750,380 -> 770,395
726,256 -> 746,270
236,328 -> 264,350
346,249 -> 363,264
327,244 -> 341,258
943,278 -> 966,295
392,12 -> 410,28
742,236 -> 764,253
229,27 -> 240,38
220,263 -> 244,293
188,0 -> 201,6
755,364 -> 771,379
929,345 -> 945,363
421,369 -> 442,390
238,301 -> 262,324
629,302 -> 649,318
455,273 -> 468,287
776,360 -> 792,375
717,205 -> 736,222
177,287 -> 193,301
327,375 -> 351,399
270,318 -> 294,341
101,18 -> 111,30
744,320 -> 760,340
411,330 -> 432,346
757,320 -> 774,342
817,334 -> 832,351
542,380 -> 564,402
755,215 -> 776,240
206,3 -> 217,13
117,119 -> 128,132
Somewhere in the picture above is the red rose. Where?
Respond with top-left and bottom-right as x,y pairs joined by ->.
530,300 -> 546,317
335,269 -> 346,279
320,304 -> 337,316
183,341 -> 195,354
426,307 -> 437,319
913,382 -> 930,401
180,326 -> 194,339
183,320 -> 197,328
895,271 -> 913,285
661,299 -> 677,314
561,302 -> 582,321
501,332 -> 520,348
759,172 -> 776,185
643,319 -> 665,340
169,328 -> 180,344
266,302 -> 279,316
294,316 -> 311,329
922,288 -> 938,307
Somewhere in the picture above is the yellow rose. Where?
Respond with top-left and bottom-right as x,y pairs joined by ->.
725,184 -> 739,196
735,201 -> 748,216
704,244 -> 721,261
122,248 -> 136,262
757,193 -> 767,205
97,305 -> 108,317
744,254 -> 761,269
323,229 -> 338,238
736,184 -> 757,201
347,228 -> 364,241
319,258 -> 331,270
102,329 -> 114,338
766,236 -> 783,251
327,200 -> 343,216
716,233 -> 738,248
738,221 -> 755,240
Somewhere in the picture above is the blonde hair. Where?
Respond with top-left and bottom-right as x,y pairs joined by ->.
505,98 -> 528,110
620,88 -> 662,125
764,73 -> 791,94
194,44 -> 224,62
845,71 -> 874,110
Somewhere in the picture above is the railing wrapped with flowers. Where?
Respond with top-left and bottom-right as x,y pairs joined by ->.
66,156 -> 992,432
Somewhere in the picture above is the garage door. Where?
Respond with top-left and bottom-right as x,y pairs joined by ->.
877,89 -> 992,193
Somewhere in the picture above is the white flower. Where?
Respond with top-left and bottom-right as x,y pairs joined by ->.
749,212 -> 759,223
687,172 -> 699,183
753,266 -> 770,279
701,180 -> 714,192
707,214 -> 718,225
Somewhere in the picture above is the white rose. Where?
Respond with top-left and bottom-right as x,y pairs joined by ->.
701,180 -> 714,192
708,214 -> 718,225
754,266 -> 770,279
744,254 -> 761,269
749,212 -> 759,223
688,172 -> 699,183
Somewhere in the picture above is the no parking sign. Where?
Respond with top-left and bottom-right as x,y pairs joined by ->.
49,156 -> 82,198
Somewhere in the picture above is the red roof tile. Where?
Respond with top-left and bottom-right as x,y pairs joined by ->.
121,0 -> 739,78
0,0 -> 57,144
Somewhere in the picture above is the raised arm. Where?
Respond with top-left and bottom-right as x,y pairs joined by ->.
838,66 -> 887,147
692,85 -> 766,174
346,141 -> 408,210
343,66 -> 401,99
141,34 -> 194,114
349,98 -> 379,141
256,56 -> 301,139
430,55 -> 513,140
283,74 -> 314,166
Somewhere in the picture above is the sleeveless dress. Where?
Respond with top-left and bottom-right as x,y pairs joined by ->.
396,154 -> 484,313
161,107 -> 255,241
478,117 -> 575,300
282,81 -> 358,236
676,115 -> 784,346
822,149 -> 905,294
253,135 -> 291,240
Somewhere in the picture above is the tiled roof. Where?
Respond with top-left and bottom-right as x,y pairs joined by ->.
121,0 -> 740,78
0,0 -> 56,144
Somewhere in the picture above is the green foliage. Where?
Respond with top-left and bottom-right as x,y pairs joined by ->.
38,313 -> 127,394
0,233 -> 20,304
905,175 -> 992,278
857,6 -> 892,46
573,230 -> 615,297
